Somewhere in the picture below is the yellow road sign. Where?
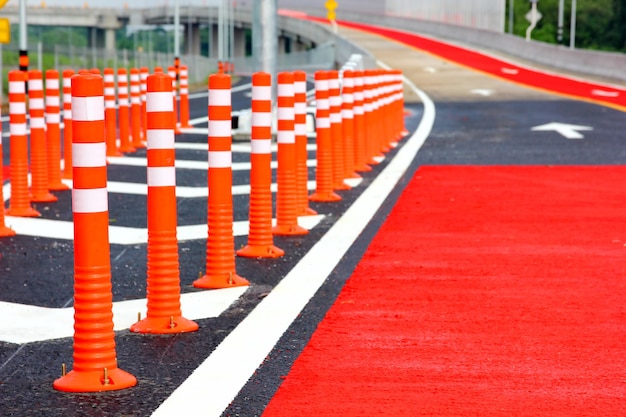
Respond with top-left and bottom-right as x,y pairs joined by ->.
0,18 -> 10,44
325,0 -> 338,20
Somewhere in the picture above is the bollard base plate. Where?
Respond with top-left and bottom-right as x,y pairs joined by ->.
130,316 -> 199,334
309,191 -> 342,202
0,225 -> 16,237
272,224 -> 309,236
53,368 -> 137,393
237,244 -> 285,259
193,273 -> 249,289
297,206 -> 318,216
6,207 -> 40,217
30,192 -> 58,203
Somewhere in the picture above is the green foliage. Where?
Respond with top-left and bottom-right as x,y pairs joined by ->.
506,0 -> 626,52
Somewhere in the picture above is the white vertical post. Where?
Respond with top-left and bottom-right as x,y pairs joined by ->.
570,0 -> 577,49
19,0 -> 27,72
174,0 -> 180,59
558,0 -> 565,43
509,0 -> 514,33
218,0 -> 224,61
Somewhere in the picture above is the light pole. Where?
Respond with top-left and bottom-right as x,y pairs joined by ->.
252,0 -> 277,102
174,0 -> 180,78
508,0 -> 514,34
218,0 -> 224,62
19,0 -> 27,72
570,0 -> 577,49
557,0 -> 564,44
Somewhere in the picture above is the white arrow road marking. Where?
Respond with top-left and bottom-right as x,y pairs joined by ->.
3,214 -> 325,245
471,89 -> 494,96
501,67 -> 519,75
423,66 -> 437,73
531,122 -> 593,139
591,89 -> 620,98
0,287 -> 248,344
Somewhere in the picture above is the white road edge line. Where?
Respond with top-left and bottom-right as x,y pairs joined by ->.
150,66 -> 436,417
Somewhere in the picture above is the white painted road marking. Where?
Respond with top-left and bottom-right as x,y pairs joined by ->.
150,63 -> 436,417
471,89 -> 494,96
0,287 -> 248,344
591,89 -> 619,98
501,67 -> 519,75
531,122 -> 593,139
175,141 -> 317,153
3,214 -> 325,245
106,155 -> 318,170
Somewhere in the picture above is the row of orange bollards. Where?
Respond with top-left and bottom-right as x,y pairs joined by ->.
1,64 -> 407,392
0,65 -> 192,231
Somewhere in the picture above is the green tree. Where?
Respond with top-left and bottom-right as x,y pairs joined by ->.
507,0 -> 626,52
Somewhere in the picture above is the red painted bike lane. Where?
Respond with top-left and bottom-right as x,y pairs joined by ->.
263,17 -> 626,417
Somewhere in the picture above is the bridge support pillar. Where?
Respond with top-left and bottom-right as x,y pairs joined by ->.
209,24 -> 219,58
88,27 -> 116,52
105,29 -> 116,52
278,36 -> 287,54
234,28 -> 246,57
184,23 -> 202,56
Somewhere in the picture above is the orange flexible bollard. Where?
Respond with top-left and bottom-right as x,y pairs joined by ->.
352,70 -> 371,173
390,69 -> 401,139
237,72 -> 284,258
194,73 -> 249,289
28,70 -> 57,203
272,72 -> 308,236
117,68 -> 134,153
130,68 -> 145,149
7,71 -> 40,217
131,72 -> 198,334
45,69 -> 70,191
370,70 -> 383,155
374,70 -> 390,155
379,70 -> 393,151
53,73 -> 137,392
104,68 -> 121,157
309,71 -> 341,202
389,70 -> 402,142
394,69 -> 409,138
0,103 -> 16,236
341,69 -> 360,180
62,69 -> 74,179
293,70 -> 317,216
167,66 -> 181,134
179,65 -> 191,128
328,70 -> 349,190
140,67 -> 149,142
362,69 -> 380,165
